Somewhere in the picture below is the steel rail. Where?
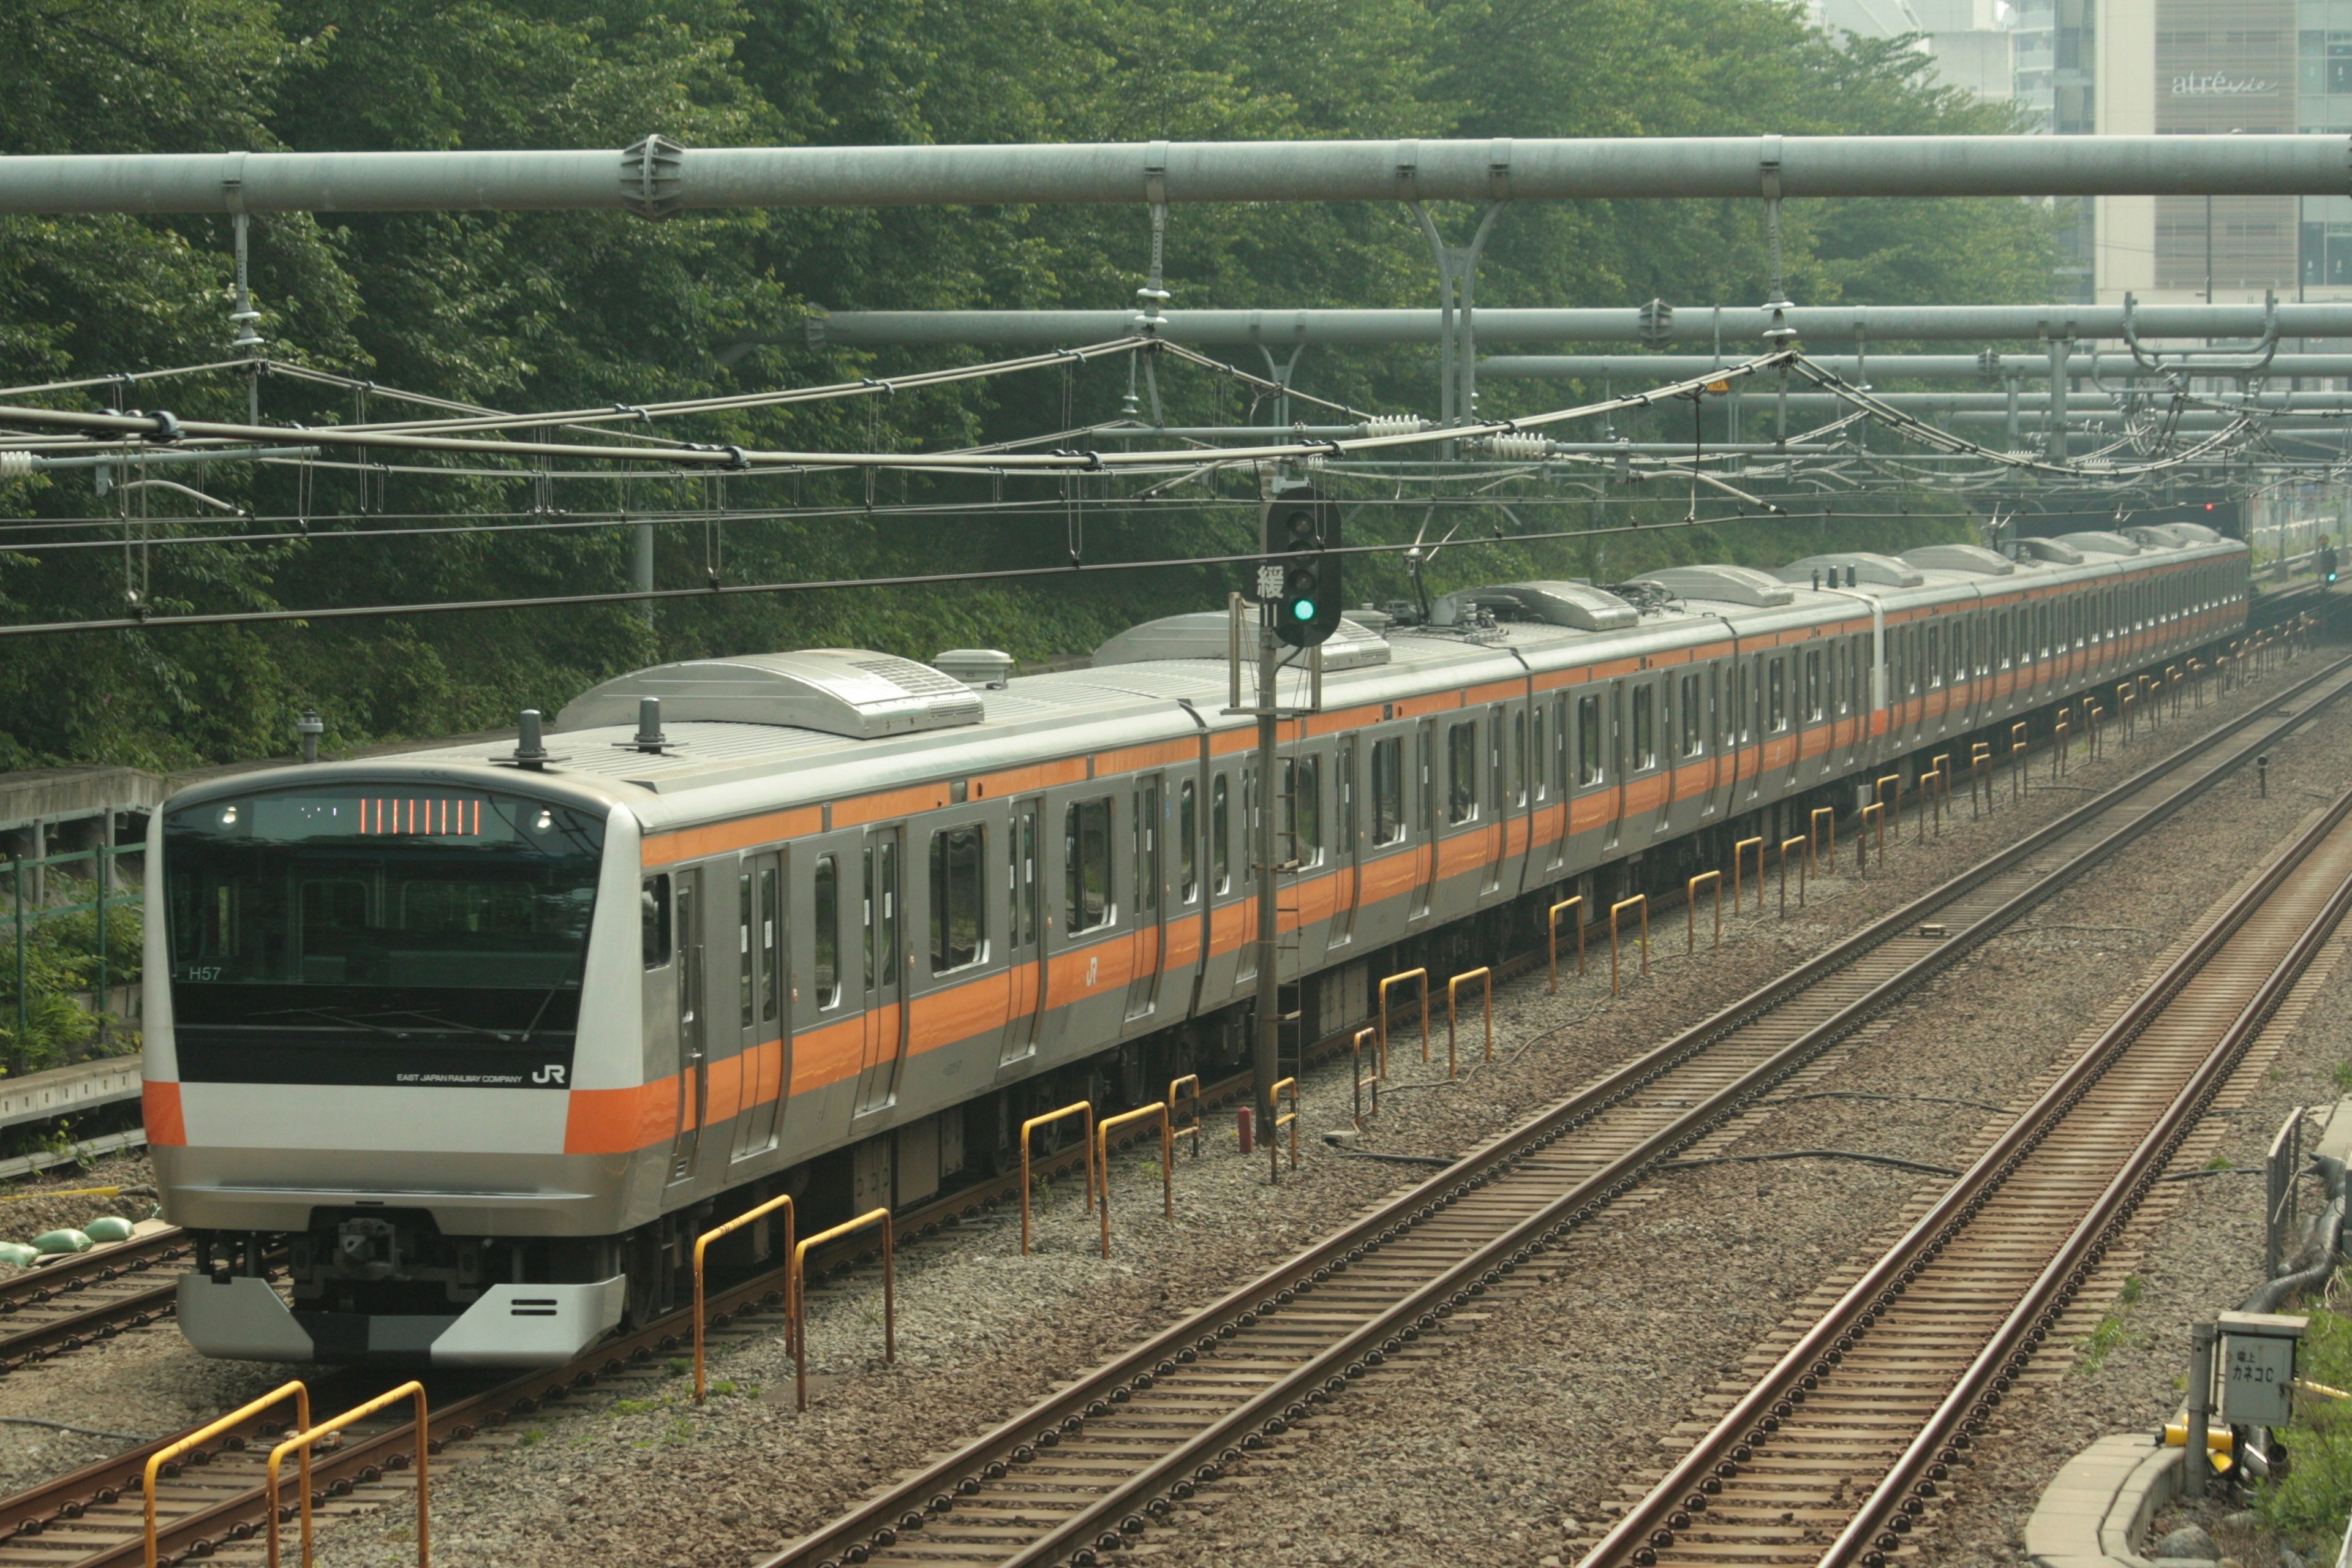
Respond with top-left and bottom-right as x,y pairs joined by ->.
755,652 -> 2352,1568
1586,768 -> 2352,1568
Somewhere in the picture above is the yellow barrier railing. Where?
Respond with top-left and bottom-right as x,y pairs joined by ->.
1447,967 -> 1493,1079
1352,1026 -> 1381,1128
1547,896 -> 1586,992
1687,870 -> 1722,954
1779,835 -> 1807,915
1610,894 -> 1649,997
1859,799 -> 1883,874
693,1190 -> 796,1403
1876,774 -> 1902,845
1380,967 -> 1432,1063
267,1382 -> 426,1568
1732,835 -> 1765,914
1097,1102 -> 1172,1258
1167,1074 -> 1203,1160
1809,805 -> 1835,869
1020,1101 -> 1099,1256
1268,1076 -> 1300,1179
147,1382 -> 311,1568
792,1207 -> 893,1411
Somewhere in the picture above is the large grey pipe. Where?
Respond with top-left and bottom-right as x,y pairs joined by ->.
1484,353 -> 2352,379
808,303 -> 2352,347
1,134 -> 2349,216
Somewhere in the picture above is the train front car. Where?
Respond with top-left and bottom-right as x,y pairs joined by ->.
145,766 -> 649,1366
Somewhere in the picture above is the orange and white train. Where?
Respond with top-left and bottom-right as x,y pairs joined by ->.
143,524 -> 2247,1364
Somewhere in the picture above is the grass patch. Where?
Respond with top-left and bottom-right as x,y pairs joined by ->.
2206,1156 -> 2234,1172
520,1427 -> 547,1446
612,1397 -> 663,1417
2078,1276 -> 2144,1376
2332,1061 -> 2352,1093
2261,1283 -> 2352,1551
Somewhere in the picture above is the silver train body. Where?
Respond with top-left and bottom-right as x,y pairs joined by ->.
143,527 -> 2248,1365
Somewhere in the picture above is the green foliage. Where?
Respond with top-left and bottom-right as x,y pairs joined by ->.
2075,1276 -> 2143,1376
0,0 -> 2056,771
2263,1299 -> 2352,1547
0,875 -> 143,1071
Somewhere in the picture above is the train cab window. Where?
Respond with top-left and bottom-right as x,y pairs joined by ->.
1577,696 -> 1604,785
812,856 -> 840,1008
641,875 -> 671,968
1282,757 -> 1322,868
1679,674 -> 1703,756
1513,710 -> 1529,808
1372,737 -> 1406,844
1766,660 -> 1787,731
1804,650 -> 1822,722
1212,775 -> 1231,895
1630,685 -> 1656,769
1065,797 -> 1113,933
1447,721 -> 1479,824
1178,780 -> 1199,904
929,825 -> 987,973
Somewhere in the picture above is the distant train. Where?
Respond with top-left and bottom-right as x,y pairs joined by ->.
144,522 -> 2247,1365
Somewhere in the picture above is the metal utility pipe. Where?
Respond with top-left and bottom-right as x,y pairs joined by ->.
4,135 -> 2349,217
1716,391 -> 2352,410
1482,353 -> 2352,379
807,303 -> 2352,347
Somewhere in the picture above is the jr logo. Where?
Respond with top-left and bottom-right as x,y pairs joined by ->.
1085,956 -> 1098,988
531,1063 -> 568,1086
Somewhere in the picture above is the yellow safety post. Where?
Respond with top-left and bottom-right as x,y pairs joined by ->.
1921,769 -> 1942,837
148,1383 -> 312,1568
1779,835 -> 1807,916
1686,870 -> 1722,954
1097,1102 -> 1172,1258
1446,967 -> 1493,1079
1380,967 -> 1432,1063
1859,800 -> 1883,874
1609,895 -> 1649,997
1351,1026 -> 1381,1129
793,1208 -> 893,1411
1809,805 -> 1835,869
1875,774 -> 1902,845
1168,1074 -> 1204,1158
695,1191 -> 796,1402
1268,1076 -> 1300,1180
1547,896 -> 1586,991
2013,739 -> 2028,801
1019,1101 -> 1099,1256
1732,835 -> 1765,913
267,1382 -> 427,1568
1969,742 -> 1992,817
2054,712 -> 2069,777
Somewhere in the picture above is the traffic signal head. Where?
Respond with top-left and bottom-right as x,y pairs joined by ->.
1265,486 -> 1342,649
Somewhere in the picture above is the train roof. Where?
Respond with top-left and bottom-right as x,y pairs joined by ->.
176,533 -> 2246,834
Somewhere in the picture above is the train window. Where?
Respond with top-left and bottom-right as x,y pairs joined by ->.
1804,650 -> 1822,721
1630,685 -> 1656,769
1065,797 -> 1113,932
812,856 -> 840,1008
1282,757 -> 1321,868
1011,810 -> 1039,946
760,864 -> 782,1024
1926,626 -> 1942,688
862,839 -> 898,987
1680,674 -> 1703,756
1372,738 -> 1405,844
1513,710 -> 1529,808
1178,780 -> 1199,905
1447,721 -> 1479,824
1488,712 -> 1507,813
930,824 -> 986,973
1767,660 -> 1787,731
1553,697 -> 1569,796
1212,775 -> 1231,895
1134,783 -> 1159,912
1577,696 -> 1603,785
740,871 -> 756,1028
1530,709 -> 1547,802
1337,739 -> 1357,849
641,875 -> 671,968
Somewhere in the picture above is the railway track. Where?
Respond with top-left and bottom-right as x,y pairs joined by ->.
0,648 -> 2334,1568
735,657 -> 2352,1568
1584,736 -> 2352,1567
0,1227 -> 189,1374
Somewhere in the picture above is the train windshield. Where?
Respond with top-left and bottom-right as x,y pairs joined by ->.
164,787 -> 605,1074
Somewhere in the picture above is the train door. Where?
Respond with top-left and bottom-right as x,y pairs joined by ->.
1126,775 -> 1164,1020
999,798 -> 1044,1069
667,867 -> 705,1184
1412,718 -> 1437,919
731,850 -> 785,1163
854,826 -> 906,1115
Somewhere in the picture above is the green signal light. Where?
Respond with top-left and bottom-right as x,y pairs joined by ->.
1291,598 -> 1317,621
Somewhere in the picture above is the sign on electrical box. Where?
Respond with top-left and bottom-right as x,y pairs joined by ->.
2217,1310 -> 2307,1428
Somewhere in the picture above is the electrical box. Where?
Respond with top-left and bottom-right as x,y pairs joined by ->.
2217,1310 -> 2308,1427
